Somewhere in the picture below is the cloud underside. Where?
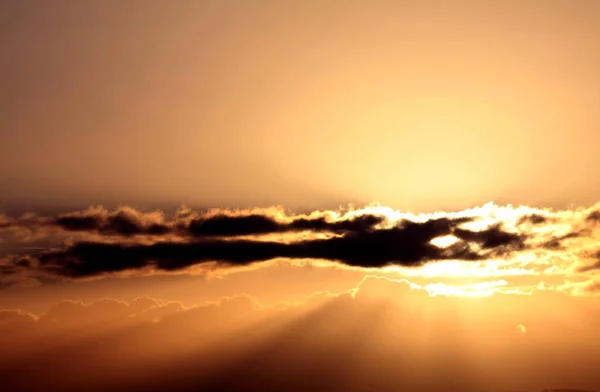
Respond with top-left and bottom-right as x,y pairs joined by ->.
1,202 -> 600,282
3,276 -> 600,392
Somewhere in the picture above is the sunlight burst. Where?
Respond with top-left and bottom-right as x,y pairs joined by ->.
430,235 -> 459,248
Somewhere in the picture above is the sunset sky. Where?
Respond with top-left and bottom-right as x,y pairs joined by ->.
2,1 -> 600,392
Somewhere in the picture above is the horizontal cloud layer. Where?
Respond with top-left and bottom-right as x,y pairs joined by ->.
1,205 -> 388,238
2,202 -> 600,290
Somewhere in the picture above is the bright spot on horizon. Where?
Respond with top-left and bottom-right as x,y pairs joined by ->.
430,235 -> 459,248
517,324 -> 527,334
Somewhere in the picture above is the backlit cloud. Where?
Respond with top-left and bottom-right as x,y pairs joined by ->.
1,202 -> 600,292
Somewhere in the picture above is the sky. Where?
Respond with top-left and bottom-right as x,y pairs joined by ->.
2,1 -> 600,392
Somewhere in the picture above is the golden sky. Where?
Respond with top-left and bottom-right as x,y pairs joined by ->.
2,0 -> 600,211
2,1 -> 600,391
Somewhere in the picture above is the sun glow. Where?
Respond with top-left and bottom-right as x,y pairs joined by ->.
424,280 -> 509,297
430,235 -> 459,248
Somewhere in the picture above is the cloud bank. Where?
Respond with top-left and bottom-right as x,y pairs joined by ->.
2,202 -> 600,292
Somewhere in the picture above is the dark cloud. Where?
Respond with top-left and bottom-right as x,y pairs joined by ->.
187,213 -> 384,237
0,256 -> 43,289
0,256 -> 37,274
542,231 -> 582,250
586,210 -> 600,223
27,217 -> 527,278
517,214 -> 549,225
577,251 -> 600,273
56,210 -> 387,238
0,264 -> 19,276
3,207 -> 387,238
54,208 -> 171,236
14,203 -> 600,284
453,224 -> 526,250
